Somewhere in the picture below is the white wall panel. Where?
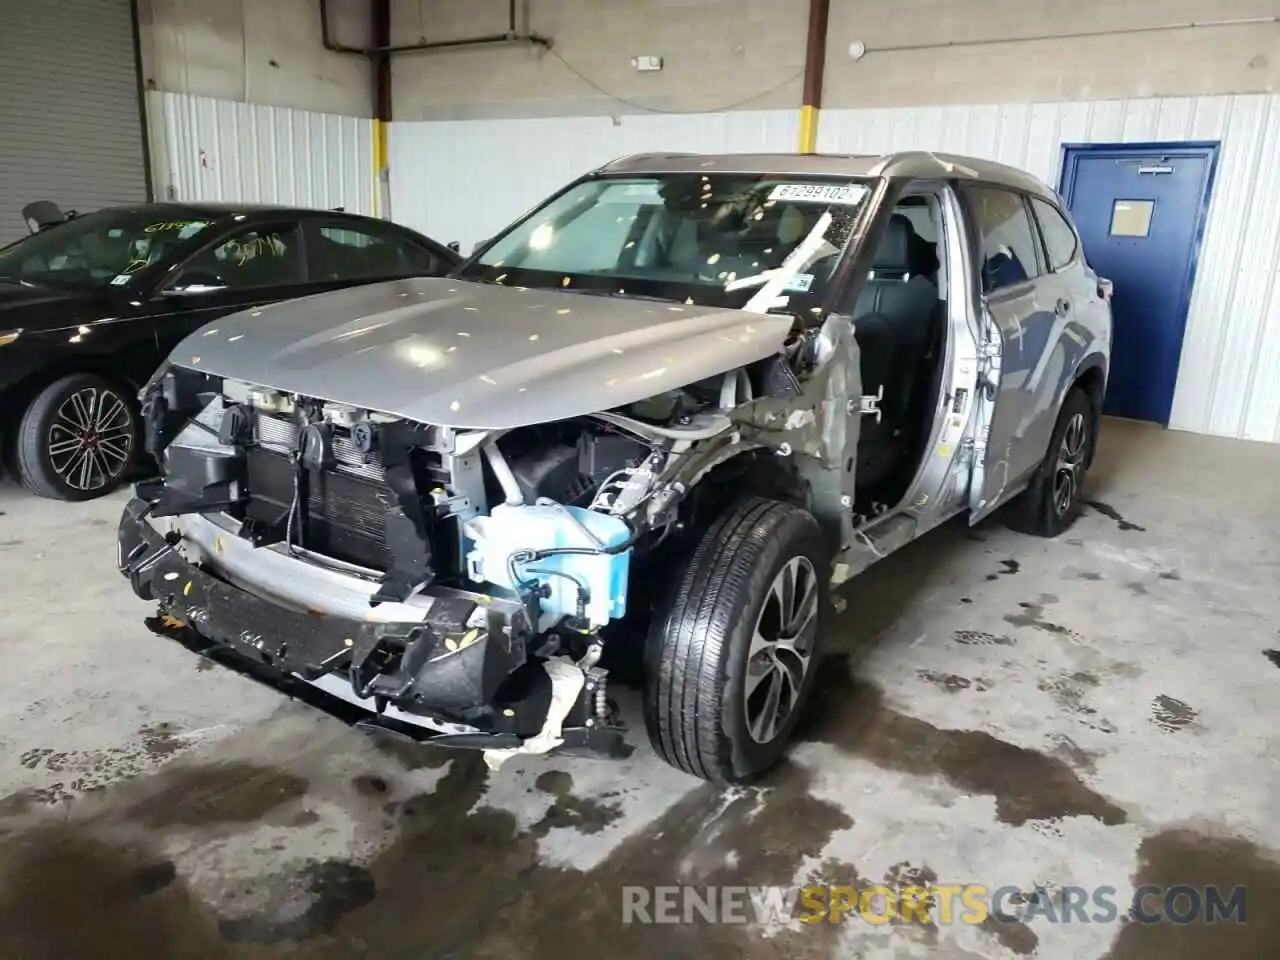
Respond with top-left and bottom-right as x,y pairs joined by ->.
387,94 -> 1279,442
389,110 -> 799,252
146,91 -> 375,215
820,95 -> 1280,442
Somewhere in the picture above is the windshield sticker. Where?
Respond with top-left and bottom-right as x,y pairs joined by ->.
785,273 -> 814,292
144,220 -> 209,234
769,182 -> 868,206
601,181 -> 661,204
109,274 -> 131,285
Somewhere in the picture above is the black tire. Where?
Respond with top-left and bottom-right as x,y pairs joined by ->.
643,497 -> 830,784
1004,387 -> 1095,537
14,373 -> 140,501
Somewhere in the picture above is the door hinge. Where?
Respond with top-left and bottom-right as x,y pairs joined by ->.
849,384 -> 884,422
978,339 -> 1001,359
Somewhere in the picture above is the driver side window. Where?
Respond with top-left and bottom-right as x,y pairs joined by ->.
172,225 -> 304,290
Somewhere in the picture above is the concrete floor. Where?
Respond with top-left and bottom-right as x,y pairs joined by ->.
1,417 -> 1278,959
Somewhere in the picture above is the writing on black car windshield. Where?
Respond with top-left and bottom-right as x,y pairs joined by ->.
0,210 -> 211,288
467,174 -> 871,312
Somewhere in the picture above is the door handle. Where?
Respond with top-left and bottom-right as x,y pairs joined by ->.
1055,298 -> 1071,317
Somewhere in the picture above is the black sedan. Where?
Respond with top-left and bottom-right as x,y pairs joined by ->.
0,202 -> 459,500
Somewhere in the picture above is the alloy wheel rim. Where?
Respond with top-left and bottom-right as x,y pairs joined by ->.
47,387 -> 133,491
744,555 -> 819,744
1052,412 -> 1088,517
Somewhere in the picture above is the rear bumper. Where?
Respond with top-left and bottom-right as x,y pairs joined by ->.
117,498 -> 629,757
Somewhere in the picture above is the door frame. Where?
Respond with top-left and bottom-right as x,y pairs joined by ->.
1057,140 -> 1221,425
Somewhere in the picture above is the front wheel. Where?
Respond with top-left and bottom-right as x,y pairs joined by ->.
643,497 -> 830,784
14,373 -> 139,501
1004,387 -> 1094,537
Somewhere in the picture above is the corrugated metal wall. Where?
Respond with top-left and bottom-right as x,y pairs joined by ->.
146,91 -> 376,216
386,94 -> 1279,442
388,111 -> 799,251
819,95 -> 1280,442
0,0 -> 148,245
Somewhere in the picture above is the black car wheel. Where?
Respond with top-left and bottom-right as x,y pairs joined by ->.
643,497 -> 829,784
1005,387 -> 1095,537
15,373 -> 139,501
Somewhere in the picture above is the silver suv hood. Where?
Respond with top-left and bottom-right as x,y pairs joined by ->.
169,277 -> 791,429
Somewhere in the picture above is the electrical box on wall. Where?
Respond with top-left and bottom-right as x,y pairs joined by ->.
632,55 -> 663,72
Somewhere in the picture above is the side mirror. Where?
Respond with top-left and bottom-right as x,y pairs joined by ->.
165,268 -> 228,295
447,240 -> 461,253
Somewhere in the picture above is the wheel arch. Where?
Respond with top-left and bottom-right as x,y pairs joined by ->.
1070,353 -> 1108,467
684,448 -> 811,530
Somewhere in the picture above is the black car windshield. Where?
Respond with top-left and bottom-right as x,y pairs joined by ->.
460,173 -> 874,312
0,209 -> 213,289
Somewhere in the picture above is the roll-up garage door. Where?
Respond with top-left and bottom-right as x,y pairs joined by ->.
0,0 -> 149,246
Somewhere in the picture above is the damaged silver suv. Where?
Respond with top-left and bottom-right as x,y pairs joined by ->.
118,152 -> 1111,783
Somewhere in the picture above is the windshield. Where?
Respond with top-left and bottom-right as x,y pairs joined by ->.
460,173 -> 874,312
0,209 -> 213,289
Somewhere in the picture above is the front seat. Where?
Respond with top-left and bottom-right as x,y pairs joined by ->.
851,214 -> 939,490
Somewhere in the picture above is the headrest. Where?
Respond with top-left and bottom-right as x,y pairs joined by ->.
872,214 -> 915,272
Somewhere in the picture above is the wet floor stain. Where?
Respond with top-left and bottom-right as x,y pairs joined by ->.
319,749 -> 857,958
1004,595 -> 1082,641
916,670 -> 991,694
352,775 -> 390,798
126,762 -> 308,828
1158,570 -> 1182,581
1038,671 -> 1117,734
0,825 -> 228,960
217,859 -> 377,945
1126,581 -> 1150,596
1101,829 -> 1280,959
1086,500 -> 1147,532
530,770 -> 624,837
1263,649 -> 1280,670
980,912 -> 1040,955
371,734 -> 455,771
799,658 -> 1127,826
195,658 -> 217,672
953,630 -> 1016,647
999,559 -> 1020,575
1074,570 -> 1105,581
14,722 -> 200,801
1045,732 -> 1102,775
1150,695 -> 1198,733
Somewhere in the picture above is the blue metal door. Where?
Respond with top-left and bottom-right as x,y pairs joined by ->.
1059,143 -> 1218,424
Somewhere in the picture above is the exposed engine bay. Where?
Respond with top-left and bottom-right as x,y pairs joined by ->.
119,309 -> 860,763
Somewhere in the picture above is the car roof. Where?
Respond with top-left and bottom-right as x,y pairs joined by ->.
595,151 -> 1059,202
88,201 -> 382,222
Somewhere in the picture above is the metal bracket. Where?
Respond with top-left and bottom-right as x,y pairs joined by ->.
850,384 -> 884,423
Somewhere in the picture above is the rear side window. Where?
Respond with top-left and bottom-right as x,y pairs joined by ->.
964,187 -> 1042,293
1031,197 -> 1079,270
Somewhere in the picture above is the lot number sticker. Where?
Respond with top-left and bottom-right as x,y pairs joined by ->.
769,182 -> 868,205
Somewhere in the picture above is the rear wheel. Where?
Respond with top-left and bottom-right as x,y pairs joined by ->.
1004,387 -> 1094,537
15,373 -> 139,501
643,497 -> 829,783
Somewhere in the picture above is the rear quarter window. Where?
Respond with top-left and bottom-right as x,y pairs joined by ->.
1031,197 -> 1079,271
964,186 -> 1043,294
